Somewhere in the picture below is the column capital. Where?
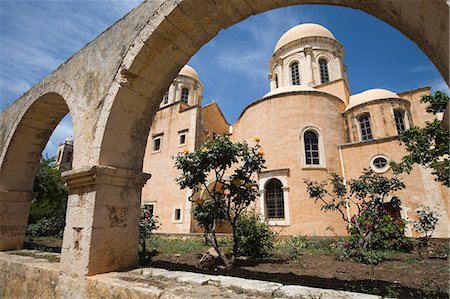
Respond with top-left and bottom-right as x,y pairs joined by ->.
303,46 -> 313,56
62,165 -> 150,189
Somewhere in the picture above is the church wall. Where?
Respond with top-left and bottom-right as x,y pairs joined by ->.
232,93 -> 348,236
141,103 -> 199,233
341,139 -> 449,238
315,78 -> 350,105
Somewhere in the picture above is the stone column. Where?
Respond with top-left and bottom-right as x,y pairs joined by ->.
59,165 -> 150,278
0,190 -> 34,250
304,47 -> 314,86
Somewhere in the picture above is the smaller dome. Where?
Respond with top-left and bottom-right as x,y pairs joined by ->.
346,89 -> 400,111
274,23 -> 336,53
263,85 -> 318,98
179,65 -> 200,82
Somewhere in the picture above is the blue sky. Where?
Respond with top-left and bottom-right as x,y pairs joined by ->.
1,1 -> 448,157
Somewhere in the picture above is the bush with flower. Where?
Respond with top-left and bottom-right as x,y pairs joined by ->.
305,169 -> 412,264
138,207 -> 160,265
174,134 -> 266,269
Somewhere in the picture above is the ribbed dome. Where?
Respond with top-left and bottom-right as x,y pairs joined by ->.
346,89 -> 400,111
263,85 -> 318,98
179,65 -> 200,82
274,23 -> 335,53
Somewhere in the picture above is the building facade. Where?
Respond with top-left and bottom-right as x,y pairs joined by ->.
139,23 -> 448,237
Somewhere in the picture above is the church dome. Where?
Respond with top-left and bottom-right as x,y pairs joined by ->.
346,89 -> 400,111
179,65 -> 200,82
274,23 -> 336,53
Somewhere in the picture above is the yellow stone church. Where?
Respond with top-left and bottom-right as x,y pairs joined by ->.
110,23 -> 449,237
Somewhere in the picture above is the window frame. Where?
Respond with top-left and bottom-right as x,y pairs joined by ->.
258,169 -> 290,226
357,113 -> 373,141
152,133 -> 163,153
172,207 -> 183,223
300,126 -> 327,169
370,154 -> 390,173
393,109 -> 406,135
178,129 -> 188,147
318,58 -> 330,84
290,61 -> 300,85
265,178 -> 285,220
180,87 -> 189,103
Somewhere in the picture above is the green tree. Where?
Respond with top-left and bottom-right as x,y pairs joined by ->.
30,156 -> 68,223
174,134 -> 265,269
304,169 -> 411,263
27,156 -> 68,237
391,91 -> 449,186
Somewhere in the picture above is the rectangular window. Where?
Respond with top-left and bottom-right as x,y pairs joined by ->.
178,129 -> 188,146
144,203 -> 155,216
153,134 -> 163,152
174,208 -> 181,221
358,114 -> 373,141
394,110 -> 406,134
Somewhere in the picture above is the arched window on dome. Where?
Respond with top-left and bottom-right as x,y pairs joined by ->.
290,62 -> 300,85
265,179 -> 284,220
274,74 -> 279,88
358,113 -> 373,141
181,87 -> 189,103
319,58 -> 329,83
304,130 -> 320,165
394,110 -> 406,134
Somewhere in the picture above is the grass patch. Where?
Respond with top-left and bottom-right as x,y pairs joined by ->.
147,236 -> 232,255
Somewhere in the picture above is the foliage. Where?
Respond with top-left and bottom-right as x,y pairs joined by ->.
390,91 -> 449,186
26,215 -> 65,238
420,90 -> 449,114
27,156 -> 68,237
304,169 -> 411,264
413,206 -> 440,257
174,134 -> 265,269
235,211 -> 274,258
138,207 -> 160,265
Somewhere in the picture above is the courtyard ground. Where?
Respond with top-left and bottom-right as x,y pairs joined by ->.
23,235 -> 449,298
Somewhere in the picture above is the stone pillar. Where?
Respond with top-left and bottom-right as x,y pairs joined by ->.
0,190 -> 33,250
59,165 -> 150,277
304,47 -> 314,86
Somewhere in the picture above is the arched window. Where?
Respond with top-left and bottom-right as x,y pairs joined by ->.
304,130 -> 320,165
181,87 -> 189,103
358,114 -> 373,141
290,62 -> 300,85
265,179 -> 284,219
274,74 -> 279,88
394,110 -> 406,134
319,58 -> 329,83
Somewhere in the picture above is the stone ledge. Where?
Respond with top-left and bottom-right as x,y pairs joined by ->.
1,252 -> 382,298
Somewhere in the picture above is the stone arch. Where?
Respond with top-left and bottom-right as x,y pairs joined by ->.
0,88 -> 74,250
0,0 -> 445,278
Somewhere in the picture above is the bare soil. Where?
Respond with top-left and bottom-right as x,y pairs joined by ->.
24,237 -> 449,298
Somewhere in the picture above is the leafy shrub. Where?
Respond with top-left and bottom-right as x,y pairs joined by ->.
26,216 -> 65,238
347,208 -> 412,252
236,212 -> 274,258
287,236 -> 310,260
414,206 -> 440,258
138,207 -> 160,265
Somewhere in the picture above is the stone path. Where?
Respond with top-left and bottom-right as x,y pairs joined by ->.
128,267 -> 381,299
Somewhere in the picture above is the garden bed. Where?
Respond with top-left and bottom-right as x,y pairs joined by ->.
24,236 -> 449,298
